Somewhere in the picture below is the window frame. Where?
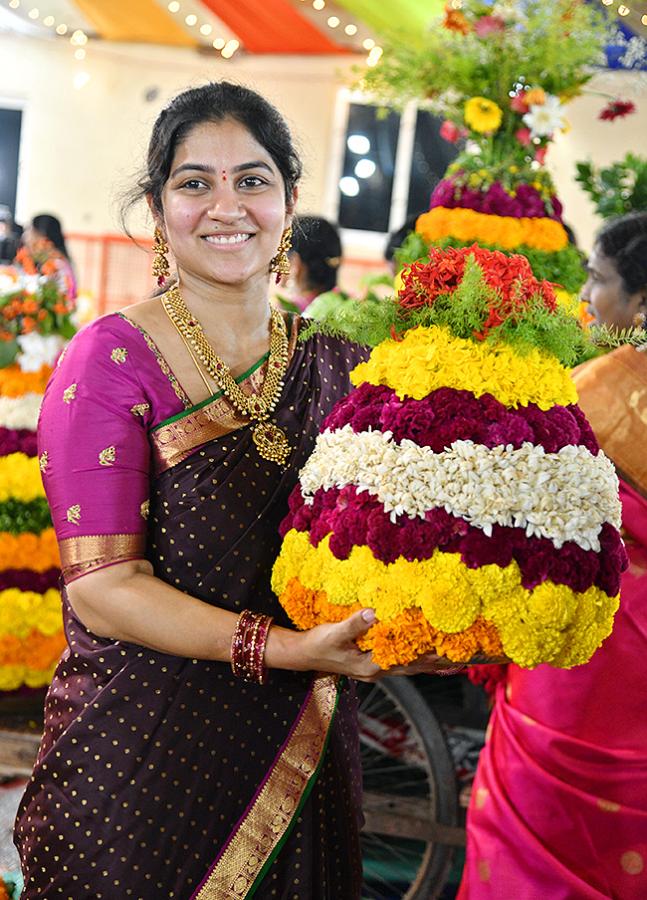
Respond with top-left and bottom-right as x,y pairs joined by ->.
324,88 -> 422,253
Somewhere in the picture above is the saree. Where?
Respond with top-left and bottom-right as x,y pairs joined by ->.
14,311 -> 367,899
459,346 -> 647,900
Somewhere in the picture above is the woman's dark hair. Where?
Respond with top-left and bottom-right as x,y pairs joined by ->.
31,214 -> 70,260
596,211 -> 647,296
124,81 -> 302,225
291,216 -> 341,292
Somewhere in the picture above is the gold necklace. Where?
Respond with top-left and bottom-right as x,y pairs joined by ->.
162,298 -> 214,396
162,284 -> 291,465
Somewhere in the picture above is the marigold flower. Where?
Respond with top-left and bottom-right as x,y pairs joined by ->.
443,5 -> 470,34
464,97 -> 503,134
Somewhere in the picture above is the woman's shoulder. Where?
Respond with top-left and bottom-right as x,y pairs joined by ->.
48,312 -> 149,393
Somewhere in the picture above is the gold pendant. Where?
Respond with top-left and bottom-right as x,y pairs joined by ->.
252,421 -> 291,465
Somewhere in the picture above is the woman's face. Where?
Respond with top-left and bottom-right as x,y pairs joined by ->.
581,244 -> 645,330
159,118 -> 294,289
22,224 -> 45,251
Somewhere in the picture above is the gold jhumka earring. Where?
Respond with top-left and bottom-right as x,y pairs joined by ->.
152,227 -> 170,287
269,226 -> 292,285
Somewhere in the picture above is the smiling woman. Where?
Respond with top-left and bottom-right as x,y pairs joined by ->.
12,81 -> 469,900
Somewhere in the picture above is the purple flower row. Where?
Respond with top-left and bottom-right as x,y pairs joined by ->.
0,427 -> 38,458
322,383 -> 599,455
429,179 -> 564,222
0,567 -> 59,592
281,485 -> 626,597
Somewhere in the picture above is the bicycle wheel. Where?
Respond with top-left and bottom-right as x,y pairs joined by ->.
358,676 -> 459,900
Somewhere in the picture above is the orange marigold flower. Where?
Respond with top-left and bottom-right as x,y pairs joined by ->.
443,4 -> 470,34
0,529 -> 60,572
0,363 -> 52,397
278,580 -> 507,669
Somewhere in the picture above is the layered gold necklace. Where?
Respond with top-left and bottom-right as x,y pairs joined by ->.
162,284 -> 291,465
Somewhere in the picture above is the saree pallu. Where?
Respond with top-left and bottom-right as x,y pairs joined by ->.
15,314 -> 366,899
459,347 -> 647,900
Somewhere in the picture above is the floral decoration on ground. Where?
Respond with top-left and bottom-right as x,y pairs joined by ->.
0,240 -> 72,693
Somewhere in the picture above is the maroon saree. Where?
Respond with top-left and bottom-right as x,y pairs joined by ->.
15,313 -> 367,899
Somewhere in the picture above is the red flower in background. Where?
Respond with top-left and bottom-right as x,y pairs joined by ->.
440,120 -> 464,143
398,245 -> 557,338
599,99 -> 636,121
474,15 -> 505,36
510,91 -> 529,114
514,127 -> 532,147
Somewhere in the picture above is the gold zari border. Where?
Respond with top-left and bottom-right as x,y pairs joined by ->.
59,533 -> 147,582
194,674 -> 338,900
151,315 -> 300,475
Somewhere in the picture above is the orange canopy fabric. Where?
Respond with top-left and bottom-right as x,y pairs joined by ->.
74,0 -> 197,46
199,0 -> 346,54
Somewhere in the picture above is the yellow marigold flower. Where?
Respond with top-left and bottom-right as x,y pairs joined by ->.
416,207 -> 569,252
0,452 -> 45,502
464,97 -> 503,134
0,587 -> 62,639
350,325 -> 577,410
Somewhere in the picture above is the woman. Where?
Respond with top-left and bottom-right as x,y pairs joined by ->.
15,82 -> 453,899
458,211 -> 647,899
287,215 -> 342,313
22,213 -> 77,299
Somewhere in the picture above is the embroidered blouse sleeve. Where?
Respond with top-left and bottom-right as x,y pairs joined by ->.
38,319 -> 153,583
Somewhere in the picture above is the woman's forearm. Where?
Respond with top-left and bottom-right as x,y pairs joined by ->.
66,560 -> 306,670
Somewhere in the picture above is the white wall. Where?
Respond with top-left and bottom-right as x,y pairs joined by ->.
0,33 -> 353,237
1,33 -> 645,255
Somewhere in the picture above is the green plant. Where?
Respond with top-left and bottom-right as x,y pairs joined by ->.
575,153 -> 647,219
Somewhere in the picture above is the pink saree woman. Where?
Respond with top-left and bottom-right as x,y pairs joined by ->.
459,345 -> 647,899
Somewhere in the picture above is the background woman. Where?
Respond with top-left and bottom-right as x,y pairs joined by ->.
459,211 -> 647,899
22,212 -> 76,298
15,81 -> 453,899
288,214 -> 342,312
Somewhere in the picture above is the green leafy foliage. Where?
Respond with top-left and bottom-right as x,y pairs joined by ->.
0,499 -> 52,535
358,0 -> 610,162
589,323 -> 647,350
575,154 -> 647,219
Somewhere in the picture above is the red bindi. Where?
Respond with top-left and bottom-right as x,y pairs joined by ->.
221,170 -> 227,182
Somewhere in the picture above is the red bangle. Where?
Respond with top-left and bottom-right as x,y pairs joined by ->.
230,611 -> 273,684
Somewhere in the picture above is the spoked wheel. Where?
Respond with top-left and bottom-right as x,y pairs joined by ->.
358,676 -> 461,900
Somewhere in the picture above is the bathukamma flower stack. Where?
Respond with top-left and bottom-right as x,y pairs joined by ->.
272,245 -> 627,669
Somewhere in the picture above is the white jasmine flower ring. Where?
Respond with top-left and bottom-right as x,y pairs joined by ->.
299,426 -> 621,552
0,393 -> 43,431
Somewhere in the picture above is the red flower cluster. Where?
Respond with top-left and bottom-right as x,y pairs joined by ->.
598,99 -> 636,122
397,245 -> 557,336
323,383 -> 599,456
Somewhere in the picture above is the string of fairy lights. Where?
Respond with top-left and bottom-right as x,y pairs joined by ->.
165,1 -> 239,59
3,0 -> 382,63
297,0 -> 383,65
